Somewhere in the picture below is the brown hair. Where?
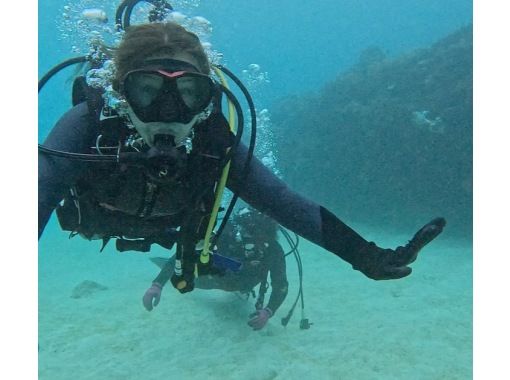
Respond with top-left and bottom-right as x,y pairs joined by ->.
113,22 -> 210,88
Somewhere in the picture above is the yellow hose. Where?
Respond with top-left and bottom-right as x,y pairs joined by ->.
198,66 -> 237,267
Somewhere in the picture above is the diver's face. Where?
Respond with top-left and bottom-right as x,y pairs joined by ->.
121,53 -> 213,147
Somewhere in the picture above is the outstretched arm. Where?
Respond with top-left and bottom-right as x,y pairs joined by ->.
228,144 -> 445,280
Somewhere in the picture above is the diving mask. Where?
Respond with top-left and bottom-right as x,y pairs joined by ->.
121,68 -> 214,124
119,59 -> 215,147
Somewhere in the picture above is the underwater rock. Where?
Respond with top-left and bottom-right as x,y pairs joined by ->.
71,280 -> 108,299
358,46 -> 386,67
273,25 -> 472,237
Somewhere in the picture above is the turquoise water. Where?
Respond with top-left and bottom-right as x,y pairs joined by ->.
39,1 -> 473,379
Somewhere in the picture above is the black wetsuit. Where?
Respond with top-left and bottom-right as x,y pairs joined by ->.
39,102 -> 371,273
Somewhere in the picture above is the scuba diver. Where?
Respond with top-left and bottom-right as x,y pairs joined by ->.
39,18 -> 446,303
145,207 -> 289,330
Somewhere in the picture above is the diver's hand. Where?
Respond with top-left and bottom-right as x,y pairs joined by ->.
247,307 -> 273,330
170,273 -> 195,294
354,217 -> 446,280
143,282 -> 162,311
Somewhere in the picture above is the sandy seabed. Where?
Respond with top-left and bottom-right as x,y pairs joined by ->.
39,219 -> 472,380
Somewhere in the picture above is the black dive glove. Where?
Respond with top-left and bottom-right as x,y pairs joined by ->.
321,207 -> 446,280
352,217 -> 446,280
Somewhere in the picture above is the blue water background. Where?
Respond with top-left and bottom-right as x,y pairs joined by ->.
38,1 -> 473,379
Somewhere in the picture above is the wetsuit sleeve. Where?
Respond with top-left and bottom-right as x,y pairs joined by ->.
228,144 -> 371,268
38,102 -> 98,238
265,241 -> 288,314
